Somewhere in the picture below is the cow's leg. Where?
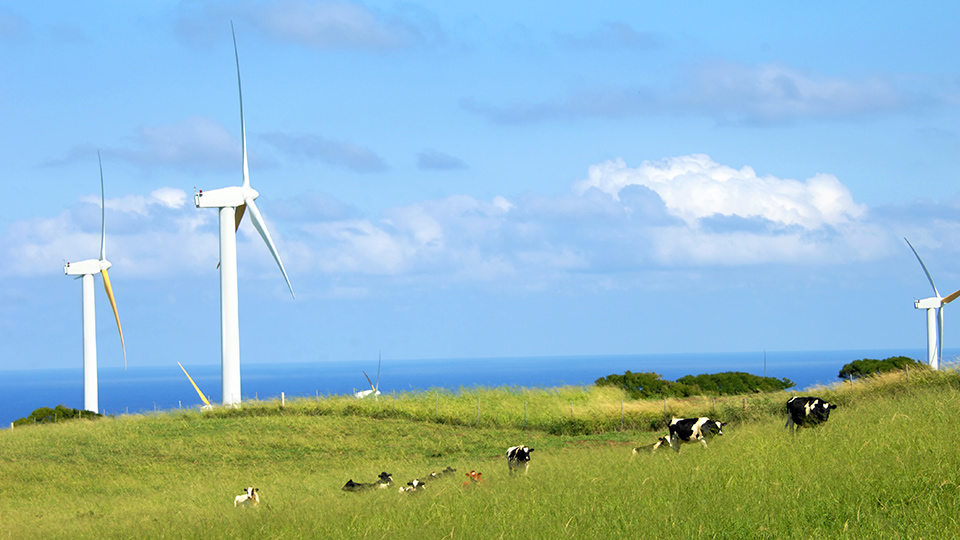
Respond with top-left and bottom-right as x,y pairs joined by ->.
669,434 -> 680,453
699,438 -> 708,448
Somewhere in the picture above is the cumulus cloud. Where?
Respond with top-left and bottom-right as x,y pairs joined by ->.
575,154 -> 866,229
7,154 -> 952,290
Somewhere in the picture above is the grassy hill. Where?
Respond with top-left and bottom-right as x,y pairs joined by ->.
2,368 -> 959,539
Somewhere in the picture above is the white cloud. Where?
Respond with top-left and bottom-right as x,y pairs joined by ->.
6,154 -> 954,290
575,154 -> 866,230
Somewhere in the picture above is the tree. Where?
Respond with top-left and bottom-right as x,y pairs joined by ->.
837,356 -> 926,380
594,371 -> 698,399
676,372 -> 794,395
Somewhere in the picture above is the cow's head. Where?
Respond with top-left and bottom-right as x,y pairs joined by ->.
703,420 -> 726,437
815,402 -> 837,422
511,445 -> 534,461
377,472 -> 393,484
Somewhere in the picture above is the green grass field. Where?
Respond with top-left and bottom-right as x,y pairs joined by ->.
2,369 -> 959,539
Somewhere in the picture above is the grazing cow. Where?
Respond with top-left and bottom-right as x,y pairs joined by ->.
667,417 -> 726,453
632,435 -> 671,455
506,445 -> 534,476
399,479 -> 426,493
785,396 -> 838,431
342,472 -> 393,492
461,470 -> 484,487
234,487 -> 260,507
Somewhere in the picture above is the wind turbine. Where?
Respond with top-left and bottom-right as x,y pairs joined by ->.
355,353 -> 382,399
905,238 -> 960,370
195,23 -> 295,406
63,152 -> 126,413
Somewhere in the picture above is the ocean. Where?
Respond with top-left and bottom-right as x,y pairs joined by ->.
1,348 -> 952,427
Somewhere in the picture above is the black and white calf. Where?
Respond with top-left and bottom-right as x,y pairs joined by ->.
667,417 -> 726,453
399,479 -> 426,493
632,435 -> 670,454
785,396 -> 838,430
341,472 -> 393,492
506,445 -> 534,476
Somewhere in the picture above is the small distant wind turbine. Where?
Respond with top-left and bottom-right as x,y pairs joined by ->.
355,353 -> 382,399
195,23 -> 295,406
178,362 -> 213,410
905,238 -> 960,370
63,152 -> 126,413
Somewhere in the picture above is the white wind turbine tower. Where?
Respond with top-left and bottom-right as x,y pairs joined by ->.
905,238 -> 960,370
195,24 -> 295,406
63,152 -> 126,413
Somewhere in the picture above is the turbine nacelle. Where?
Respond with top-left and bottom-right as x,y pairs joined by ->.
916,297 -> 943,310
195,186 -> 260,209
65,258 -> 112,276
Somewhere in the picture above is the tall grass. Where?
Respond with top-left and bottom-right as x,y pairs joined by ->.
2,368 -> 959,538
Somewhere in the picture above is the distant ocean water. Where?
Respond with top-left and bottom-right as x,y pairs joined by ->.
1,348 -> 954,427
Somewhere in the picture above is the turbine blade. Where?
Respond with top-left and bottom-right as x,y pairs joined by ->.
363,370 -> 376,393
905,238 -> 941,297
375,352 -> 381,391
100,268 -> 126,369
178,362 -> 212,408
234,203 -> 247,232
943,288 -> 960,304
231,21 -> 249,189
98,151 -> 106,261
245,197 -> 295,298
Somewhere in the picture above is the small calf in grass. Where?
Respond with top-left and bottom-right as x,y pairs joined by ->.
399,479 -> 426,493
632,435 -> 671,454
234,487 -> 260,507
506,445 -> 534,476
667,417 -> 726,453
462,470 -> 484,487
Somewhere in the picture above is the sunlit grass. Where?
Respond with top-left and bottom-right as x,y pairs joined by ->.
3,368 -> 960,538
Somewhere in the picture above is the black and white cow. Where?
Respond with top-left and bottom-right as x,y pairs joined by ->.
785,396 -> 838,431
341,472 -> 393,492
667,417 -> 726,453
506,445 -> 534,476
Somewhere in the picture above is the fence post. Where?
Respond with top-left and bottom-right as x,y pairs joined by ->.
281,392 -> 286,408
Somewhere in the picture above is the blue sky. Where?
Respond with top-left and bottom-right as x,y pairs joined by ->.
2,1 -> 960,371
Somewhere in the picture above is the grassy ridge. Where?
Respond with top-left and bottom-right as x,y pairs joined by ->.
2,369 -> 959,538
